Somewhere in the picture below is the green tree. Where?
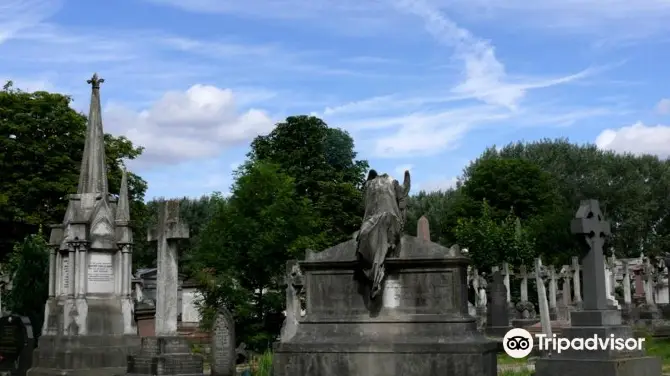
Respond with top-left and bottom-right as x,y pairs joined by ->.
0,82 -> 147,259
191,162 -> 323,351
468,139 -> 670,259
134,194 -> 224,270
1,231 -> 49,336
461,157 -> 561,221
454,201 -> 534,270
249,115 -> 368,248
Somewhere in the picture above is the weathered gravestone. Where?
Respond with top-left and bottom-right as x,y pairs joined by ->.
280,260 -> 303,342
0,315 -> 34,376
125,200 -> 204,376
273,170 -> 497,376
535,199 -> 661,376
210,307 -> 235,376
486,268 -> 511,337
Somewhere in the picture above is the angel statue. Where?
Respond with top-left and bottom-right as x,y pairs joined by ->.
356,169 -> 411,299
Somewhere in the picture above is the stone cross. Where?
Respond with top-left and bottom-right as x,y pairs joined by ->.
502,262 -> 513,305
570,199 -> 610,311
535,258 -> 552,337
148,200 -> 189,336
518,265 -> 529,303
548,265 -> 558,312
643,257 -> 655,305
622,261 -> 632,305
571,256 -> 583,307
417,216 -> 430,241
560,265 -> 572,306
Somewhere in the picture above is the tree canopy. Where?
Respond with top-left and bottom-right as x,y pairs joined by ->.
0,82 -> 147,258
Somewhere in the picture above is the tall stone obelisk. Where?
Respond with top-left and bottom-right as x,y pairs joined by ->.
28,74 -> 140,376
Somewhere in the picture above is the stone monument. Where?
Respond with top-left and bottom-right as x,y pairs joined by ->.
272,170 -> 497,376
210,307 -> 236,376
0,314 -> 34,376
27,74 -> 140,376
485,268 -> 511,337
125,200 -> 205,376
535,199 -> 661,376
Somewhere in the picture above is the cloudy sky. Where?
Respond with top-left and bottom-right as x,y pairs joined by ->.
2,0 -> 669,199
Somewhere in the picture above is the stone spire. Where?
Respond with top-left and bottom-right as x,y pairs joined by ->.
116,168 -> 130,223
77,73 -> 108,194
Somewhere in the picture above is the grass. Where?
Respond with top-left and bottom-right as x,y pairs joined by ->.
642,336 -> 670,373
497,353 -> 527,365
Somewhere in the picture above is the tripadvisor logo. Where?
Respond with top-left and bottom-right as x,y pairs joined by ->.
503,328 -> 645,358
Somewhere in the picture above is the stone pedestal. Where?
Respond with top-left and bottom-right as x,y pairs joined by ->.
273,236 -> 497,376
28,297 -> 140,376
134,302 -> 156,337
28,335 -> 140,376
535,310 -> 661,376
126,337 -> 204,376
511,318 -> 539,328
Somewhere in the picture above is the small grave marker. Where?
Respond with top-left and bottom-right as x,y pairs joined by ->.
210,306 -> 235,376
0,314 -> 33,376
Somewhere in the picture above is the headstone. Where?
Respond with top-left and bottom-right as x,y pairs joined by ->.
547,265 -> 558,320
417,216 -> 430,241
485,269 -> 511,337
570,256 -> 583,309
512,265 -> 537,327
501,262 -> 516,321
280,260 -> 303,342
535,199 -> 661,376
534,258 -> 552,337
211,307 -> 236,376
0,315 -> 33,376
557,265 -> 571,321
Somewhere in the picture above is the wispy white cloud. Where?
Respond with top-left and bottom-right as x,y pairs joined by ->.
388,0 -> 593,110
440,0 -> 670,41
657,99 -> 670,114
0,0 -> 62,44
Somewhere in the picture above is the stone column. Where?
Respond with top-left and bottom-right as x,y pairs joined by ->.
55,251 -> 62,296
149,200 -> 190,336
67,245 -> 76,297
622,262 -> 632,305
48,248 -> 57,298
121,246 -> 131,296
76,243 -> 87,297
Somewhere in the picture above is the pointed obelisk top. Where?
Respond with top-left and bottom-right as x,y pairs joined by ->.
77,73 -> 108,194
116,168 -> 130,222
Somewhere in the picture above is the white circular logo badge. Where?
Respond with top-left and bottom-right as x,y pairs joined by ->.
503,328 -> 533,358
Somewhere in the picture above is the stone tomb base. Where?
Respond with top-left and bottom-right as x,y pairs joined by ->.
27,334 -> 140,376
126,336 -> 204,376
535,310 -> 661,376
273,236 -> 498,376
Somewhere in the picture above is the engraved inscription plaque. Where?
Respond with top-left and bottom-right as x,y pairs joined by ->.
61,255 -> 69,293
87,252 -> 114,294
210,307 -> 235,376
383,276 -> 402,308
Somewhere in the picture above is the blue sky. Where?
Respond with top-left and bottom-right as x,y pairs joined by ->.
2,0 -> 669,200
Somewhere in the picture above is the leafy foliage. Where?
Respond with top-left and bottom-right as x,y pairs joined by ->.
0,82 -> 147,259
455,201 -> 534,270
1,231 -> 49,336
249,115 -> 368,248
191,162 -> 323,351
